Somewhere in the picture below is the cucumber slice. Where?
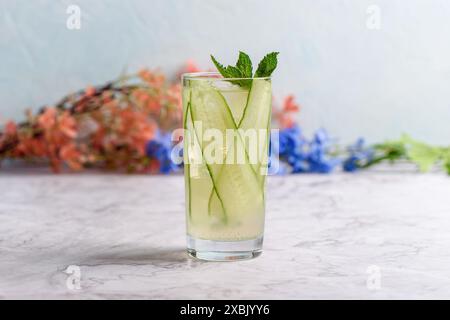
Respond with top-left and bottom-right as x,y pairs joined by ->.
189,81 -> 264,222
205,80 -> 271,218
184,85 -> 227,224
183,88 -> 191,218
237,79 -> 272,184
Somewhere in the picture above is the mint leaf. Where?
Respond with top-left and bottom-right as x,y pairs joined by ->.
408,144 -> 441,172
210,53 -> 252,88
225,65 -> 243,78
211,54 -> 245,79
402,135 -> 442,172
211,55 -> 229,78
228,65 -> 252,88
236,51 -> 252,78
255,52 -> 279,78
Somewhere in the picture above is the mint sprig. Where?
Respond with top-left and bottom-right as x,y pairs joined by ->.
255,52 -> 279,78
236,51 -> 253,78
210,51 -> 278,88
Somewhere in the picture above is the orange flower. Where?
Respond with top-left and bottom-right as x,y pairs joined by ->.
146,99 -> 162,113
132,88 -> 150,104
30,107 -> 83,172
283,95 -> 300,112
58,111 -> 77,138
273,95 -> 301,129
138,69 -> 165,88
60,143 -> 82,170
38,108 -> 57,130
85,86 -> 96,97
177,60 -> 201,79
101,90 -> 113,104
15,136 -> 46,157
184,59 -> 200,73
166,84 -> 182,108
5,121 -> 17,136
116,108 -> 156,155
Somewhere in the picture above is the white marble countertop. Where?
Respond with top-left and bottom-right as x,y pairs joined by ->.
1,169 -> 450,299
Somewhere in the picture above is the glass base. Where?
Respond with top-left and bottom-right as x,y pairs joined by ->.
187,235 -> 263,261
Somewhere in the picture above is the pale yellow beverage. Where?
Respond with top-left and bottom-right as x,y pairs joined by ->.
182,72 -> 272,260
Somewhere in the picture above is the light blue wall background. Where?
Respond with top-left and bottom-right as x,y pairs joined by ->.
1,0 -> 450,144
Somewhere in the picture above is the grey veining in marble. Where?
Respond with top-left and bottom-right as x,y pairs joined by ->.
1,169 -> 450,299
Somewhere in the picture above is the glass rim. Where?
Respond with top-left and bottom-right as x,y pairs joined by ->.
182,72 -> 271,81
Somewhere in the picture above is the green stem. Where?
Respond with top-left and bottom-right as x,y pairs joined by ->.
361,154 -> 396,168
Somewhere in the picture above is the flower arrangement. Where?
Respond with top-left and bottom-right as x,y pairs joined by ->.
0,61 -> 449,175
0,68 -> 184,173
274,126 -> 450,175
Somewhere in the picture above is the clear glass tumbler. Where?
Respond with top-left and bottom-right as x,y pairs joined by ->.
182,72 -> 272,261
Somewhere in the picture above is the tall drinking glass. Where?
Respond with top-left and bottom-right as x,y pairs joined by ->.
182,72 -> 272,261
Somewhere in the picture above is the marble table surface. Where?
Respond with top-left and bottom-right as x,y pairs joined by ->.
1,169 -> 450,299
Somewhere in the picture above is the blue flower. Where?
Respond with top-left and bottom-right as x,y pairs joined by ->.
146,131 -> 179,174
343,138 -> 373,172
306,128 -> 341,173
343,155 -> 360,172
270,125 -> 307,174
278,125 -> 305,157
271,126 -> 340,174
